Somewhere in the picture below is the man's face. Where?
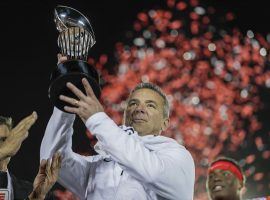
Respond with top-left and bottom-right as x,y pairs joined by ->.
124,88 -> 169,136
207,169 -> 242,200
0,124 -> 9,146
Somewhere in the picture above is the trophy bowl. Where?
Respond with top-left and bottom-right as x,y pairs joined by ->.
48,5 -> 101,111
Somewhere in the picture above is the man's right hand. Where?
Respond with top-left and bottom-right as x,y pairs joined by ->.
0,111 -> 37,160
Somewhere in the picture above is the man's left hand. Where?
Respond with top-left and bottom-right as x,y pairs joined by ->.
59,78 -> 104,123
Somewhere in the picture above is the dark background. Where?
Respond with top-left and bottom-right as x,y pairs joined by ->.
0,0 -> 269,196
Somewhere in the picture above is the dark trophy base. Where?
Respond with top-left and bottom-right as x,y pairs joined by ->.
49,60 -> 101,112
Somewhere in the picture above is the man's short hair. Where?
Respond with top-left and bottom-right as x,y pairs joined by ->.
209,157 -> 246,185
130,82 -> 170,118
0,116 -> 13,130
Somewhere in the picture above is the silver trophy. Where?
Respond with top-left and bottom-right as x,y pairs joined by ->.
49,5 -> 101,111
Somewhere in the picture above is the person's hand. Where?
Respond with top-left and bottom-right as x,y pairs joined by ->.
57,53 -> 67,64
59,78 -> 104,123
0,112 -> 37,160
28,152 -> 62,200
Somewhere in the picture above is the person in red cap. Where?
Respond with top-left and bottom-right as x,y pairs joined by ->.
206,157 -> 246,200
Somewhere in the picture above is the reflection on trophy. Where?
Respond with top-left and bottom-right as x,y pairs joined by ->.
49,5 -> 101,111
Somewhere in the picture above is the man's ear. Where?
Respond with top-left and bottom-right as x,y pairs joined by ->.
239,185 -> 246,197
237,179 -> 245,196
122,101 -> 129,125
122,111 -> 127,125
237,179 -> 243,189
161,118 -> 170,131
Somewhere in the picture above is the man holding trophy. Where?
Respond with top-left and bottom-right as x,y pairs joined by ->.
41,5 -> 195,200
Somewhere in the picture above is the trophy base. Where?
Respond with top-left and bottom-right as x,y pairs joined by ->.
49,60 -> 101,112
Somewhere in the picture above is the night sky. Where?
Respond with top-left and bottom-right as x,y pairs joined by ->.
0,0 -> 269,197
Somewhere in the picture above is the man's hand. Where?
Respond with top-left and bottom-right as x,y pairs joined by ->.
28,152 -> 62,200
0,112 -> 37,160
59,78 -> 104,123
57,53 -> 67,64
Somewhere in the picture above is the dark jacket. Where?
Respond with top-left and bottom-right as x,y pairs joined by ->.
10,174 -> 54,200
10,174 -> 32,200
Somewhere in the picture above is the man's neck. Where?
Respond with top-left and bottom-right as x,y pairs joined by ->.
0,159 -> 8,171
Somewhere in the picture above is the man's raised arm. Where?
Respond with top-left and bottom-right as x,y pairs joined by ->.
40,107 -> 93,199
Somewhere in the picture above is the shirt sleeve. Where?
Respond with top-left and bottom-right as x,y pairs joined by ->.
40,107 -> 96,200
86,112 -> 195,200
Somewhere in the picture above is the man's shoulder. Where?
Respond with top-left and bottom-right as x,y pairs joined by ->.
142,135 -> 186,152
11,173 -> 56,200
10,173 -> 32,189
145,134 -> 182,145
148,136 -> 194,162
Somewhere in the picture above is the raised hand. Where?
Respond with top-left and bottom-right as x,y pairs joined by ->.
59,78 -> 104,123
0,112 -> 37,160
29,152 -> 62,200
